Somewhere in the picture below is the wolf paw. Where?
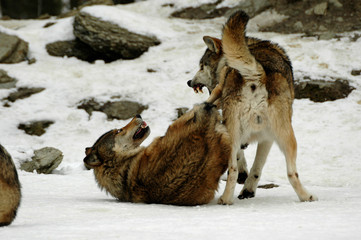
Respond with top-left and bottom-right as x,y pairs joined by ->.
238,189 -> 255,200
237,171 -> 248,184
301,194 -> 318,202
217,196 -> 234,205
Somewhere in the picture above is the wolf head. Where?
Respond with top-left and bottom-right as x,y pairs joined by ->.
187,36 -> 225,94
84,115 -> 150,169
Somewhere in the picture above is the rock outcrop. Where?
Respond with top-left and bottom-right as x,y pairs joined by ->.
20,147 -> 63,174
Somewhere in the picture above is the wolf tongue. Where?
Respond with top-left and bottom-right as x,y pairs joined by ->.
135,128 -> 142,136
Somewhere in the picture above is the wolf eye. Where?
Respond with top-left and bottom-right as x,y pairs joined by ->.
116,129 -> 123,133
200,64 -> 204,71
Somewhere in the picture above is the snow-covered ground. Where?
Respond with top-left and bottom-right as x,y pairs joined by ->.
1,1 -> 361,239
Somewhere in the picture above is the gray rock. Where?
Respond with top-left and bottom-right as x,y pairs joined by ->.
329,0 -> 343,8
0,69 -> 17,89
18,120 -> 54,136
4,87 -> 45,103
313,2 -> 328,16
293,21 -> 304,32
0,32 -> 29,64
20,147 -> 63,174
46,39 -> 119,63
78,98 -> 148,120
294,79 -> 354,102
73,12 -> 160,60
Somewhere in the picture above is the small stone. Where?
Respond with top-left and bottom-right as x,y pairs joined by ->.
314,2 -> 328,16
351,70 -> 361,76
293,21 -> 304,32
18,120 -> 54,136
329,0 -> 343,8
0,69 -> 16,89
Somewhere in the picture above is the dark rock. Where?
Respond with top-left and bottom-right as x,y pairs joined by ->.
46,39 -> 119,63
351,70 -> 361,76
0,32 -> 29,64
4,87 -> 45,103
0,0 -> 62,19
294,79 -> 355,102
78,98 -> 148,120
20,147 -> 63,174
73,12 -> 160,60
0,69 -> 17,89
18,121 -> 54,136
147,68 -> 157,73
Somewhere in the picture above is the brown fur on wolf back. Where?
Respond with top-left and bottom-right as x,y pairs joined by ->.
248,39 -> 294,99
0,144 -> 21,227
93,106 -> 231,206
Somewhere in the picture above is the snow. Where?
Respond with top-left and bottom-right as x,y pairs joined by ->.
1,0 -> 361,239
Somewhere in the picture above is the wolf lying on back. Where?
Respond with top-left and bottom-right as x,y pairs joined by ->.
0,144 -> 21,226
188,11 -> 317,204
84,103 -> 231,206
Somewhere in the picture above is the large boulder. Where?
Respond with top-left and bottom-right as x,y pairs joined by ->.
0,32 -> 29,64
46,39 -> 119,63
20,147 -> 63,174
73,12 -> 161,60
294,79 -> 355,102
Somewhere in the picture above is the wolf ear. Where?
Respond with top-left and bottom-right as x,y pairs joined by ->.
84,153 -> 102,167
203,36 -> 222,54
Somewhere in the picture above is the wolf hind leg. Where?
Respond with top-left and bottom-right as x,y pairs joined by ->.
277,124 -> 318,202
239,140 -> 273,199
218,119 -> 241,205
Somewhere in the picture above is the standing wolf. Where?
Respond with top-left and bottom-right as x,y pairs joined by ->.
0,144 -> 21,226
84,103 -> 231,206
188,11 -> 317,204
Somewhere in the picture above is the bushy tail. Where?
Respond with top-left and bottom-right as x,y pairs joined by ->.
222,11 -> 265,81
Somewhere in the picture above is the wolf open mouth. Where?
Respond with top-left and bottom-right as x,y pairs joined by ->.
133,121 -> 149,140
193,84 -> 204,93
